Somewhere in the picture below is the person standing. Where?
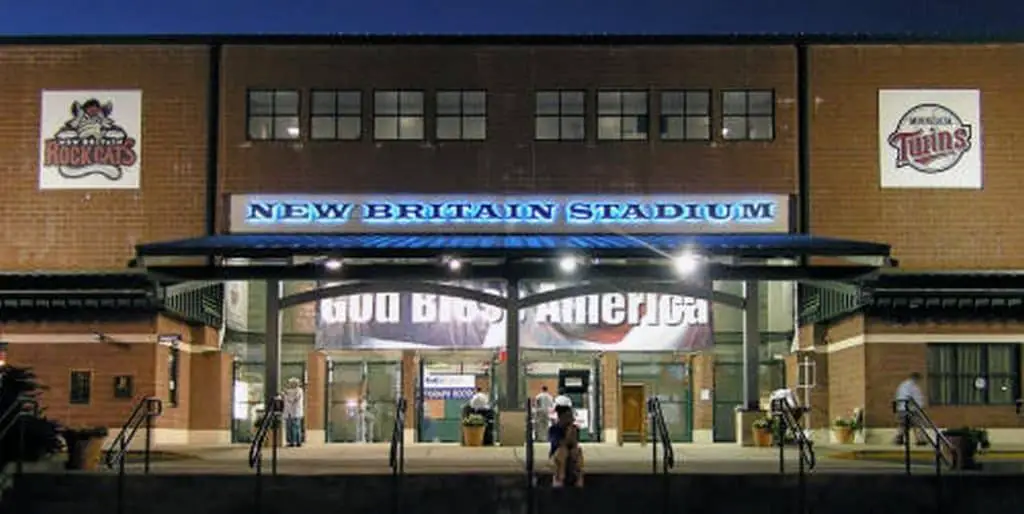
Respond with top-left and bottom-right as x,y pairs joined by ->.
894,372 -> 927,446
282,377 -> 305,448
534,386 -> 554,440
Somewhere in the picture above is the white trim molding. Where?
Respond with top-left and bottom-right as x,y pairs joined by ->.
826,334 -> 1024,354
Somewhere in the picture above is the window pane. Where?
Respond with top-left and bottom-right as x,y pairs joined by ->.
561,92 -> 585,115
929,376 -> 955,405
274,117 -> 300,140
622,115 -> 647,140
536,92 -> 560,115
311,116 -> 336,139
337,92 -> 361,115
990,376 -> 1017,404
748,91 -> 774,115
957,345 -> 983,374
248,117 -> 273,140
375,92 -> 399,115
957,377 -> 984,404
398,116 -> 423,140
722,91 -> 747,115
274,91 -> 300,115
463,92 -> 486,115
535,117 -> 559,139
722,116 -> 747,140
930,346 -> 956,373
661,92 -> 684,115
622,92 -> 647,115
686,91 -> 710,115
249,91 -> 274,115
337,117 -> 361,140
598,92 -> 620,115
400,91 -> 424,114
561,116 -> 585,140
437,92 -> 462,115
374,116 -> 398,139
436,116 -> 461,139
463,116 -> 486,140
685,116 -> 710,140
311,91 -> 336,115
987,345 -> 1016,374
748,116 -> 774,140
598,116 -> 620,140
661,116 -> 683,139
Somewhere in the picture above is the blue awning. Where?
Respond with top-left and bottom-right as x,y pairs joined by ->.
136,233 -> 891,260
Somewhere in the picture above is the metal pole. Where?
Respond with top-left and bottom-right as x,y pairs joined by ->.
271,413 -> 279,477
935,444 -> 943,514
504,279 -> 521,409
16,412 -> 25,478
144,407 -> 153,475
650,408 -> 658,474
741,281 -> 761,410
255,456 -> 263,514
117,437 -> 126,514
903,408 -> 912,476
777,409 -> 785,474
797,435 -> 806,514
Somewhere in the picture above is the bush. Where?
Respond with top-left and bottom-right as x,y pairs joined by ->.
0,366 -> 64,466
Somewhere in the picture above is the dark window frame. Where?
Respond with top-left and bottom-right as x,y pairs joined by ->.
659,89 -> 713,142
168,345 -> 180,407
435,89 -> 488,141
927,343 -> 1022,406
720,89 -> 776,142
372,89 -> 426,141
534,89 -> 587,141
596,89 -> 650,141
245,89 -> 302,141
309,89 -> 363,141
70,369 -> 92,405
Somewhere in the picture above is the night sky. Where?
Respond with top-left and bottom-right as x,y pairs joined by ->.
1,0 -> 1021,36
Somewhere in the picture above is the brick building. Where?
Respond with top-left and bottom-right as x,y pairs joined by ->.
0,34 -> 1019,447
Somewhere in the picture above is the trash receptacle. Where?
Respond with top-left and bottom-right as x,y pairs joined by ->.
64,427 -> 109,470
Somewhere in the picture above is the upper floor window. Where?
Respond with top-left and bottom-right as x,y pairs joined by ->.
311,90 -> 362,141
660,90 -> 711,141
721,90 -> 774,141
374,90 -> 424,141
247,90 -> 300,141
928,343 -> 1021,405
597,90 -> 648,141
437,90 -> 487,141
535,90 -> 585,141
70,370 -> 92,405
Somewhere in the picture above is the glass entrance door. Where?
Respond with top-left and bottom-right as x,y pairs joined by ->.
417,351 -> 498,443
522,350 -> 600,442
620,354 -> 693,442
325,355 -> 402,443
231,361 -> 307,443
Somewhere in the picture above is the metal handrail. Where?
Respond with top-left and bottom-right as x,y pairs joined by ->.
249,396 -> 283,514
388,397 -> 407,514
646,397 -> 675,514
104,396 -> 163,514
524,398 -> 535,514
771,399 -> 816,471
0,396 -> 40,480
892,398 -> 955,473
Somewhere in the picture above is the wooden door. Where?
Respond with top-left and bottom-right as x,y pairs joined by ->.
620,384 -> 646,441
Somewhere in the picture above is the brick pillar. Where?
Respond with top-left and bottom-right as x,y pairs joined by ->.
401,351 -> 417,434
601,352 -> 620,444
305,351 -> 327,444
188,351 -> 233,445
691,353 -> 715,443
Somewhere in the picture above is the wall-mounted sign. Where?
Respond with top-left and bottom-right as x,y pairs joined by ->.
422,374 -> 476,400
878,89 -> 982,189
39,90 -> 143,190
230,194 -> 789,234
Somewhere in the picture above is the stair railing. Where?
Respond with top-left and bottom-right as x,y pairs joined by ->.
0,396 -> 39,485
646,397 -> 675,514
771,398 -> 815,514
524,397 -> 535,514
104,396 -> 163,514
249,396 -> 283,514
892,398 -> 954,475
388,397 -> 407,514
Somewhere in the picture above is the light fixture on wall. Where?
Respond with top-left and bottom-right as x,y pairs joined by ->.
323,259 -> 342,271
446,257 -> 463,272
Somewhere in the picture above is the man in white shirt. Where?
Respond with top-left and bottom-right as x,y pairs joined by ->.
469,387 -> 490,410
894,372 -> 927,445
282,377 -> 305,447
534,386 -> 555,440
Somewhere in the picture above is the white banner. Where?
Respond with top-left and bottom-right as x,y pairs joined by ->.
39,90 -> 142,190
879,89 -> 982,189
224,281 -> 250,332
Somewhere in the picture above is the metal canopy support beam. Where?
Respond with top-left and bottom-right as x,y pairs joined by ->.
265,280 -> 282,405
742,280 -> 761,410
504,280 -> 520,410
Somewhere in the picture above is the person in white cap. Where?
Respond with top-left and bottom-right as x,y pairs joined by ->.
549,395 -> 583,487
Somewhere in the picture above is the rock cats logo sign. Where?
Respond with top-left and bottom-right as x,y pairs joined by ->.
887,103 -> 972,174
38,90 -> 142,190
878,89 -> 982,189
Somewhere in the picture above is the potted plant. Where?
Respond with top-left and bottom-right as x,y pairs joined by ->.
462,413 -> 487,447
942,427 -> 989,470
751,416 -> 774,447
832,414 -> 861,444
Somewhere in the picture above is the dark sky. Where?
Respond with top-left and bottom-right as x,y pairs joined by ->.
1,0 -> 1021,35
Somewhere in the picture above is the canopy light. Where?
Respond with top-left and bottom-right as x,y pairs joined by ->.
323,259 -> 343,271
558,256 -> 580,274
672,252 -> 701,275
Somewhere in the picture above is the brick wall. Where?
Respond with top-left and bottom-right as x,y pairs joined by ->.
0,45 -> 210,270
809,44 -> 1024,269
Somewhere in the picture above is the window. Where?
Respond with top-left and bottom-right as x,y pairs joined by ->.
535,90 -> 585,141
660,90 -> 711,141
311,90 -> 362,140
927,344 -> 1021,405
436,90 -> 487,141
597,90 -> 648,141
168,346 -> 180,407
374,90 -> 424,140
247,90 -> 300,141
70,370 -> 92,405
721,90 -> 775,141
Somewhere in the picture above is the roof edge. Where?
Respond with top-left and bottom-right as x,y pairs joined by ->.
2,32 -> 1024,46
